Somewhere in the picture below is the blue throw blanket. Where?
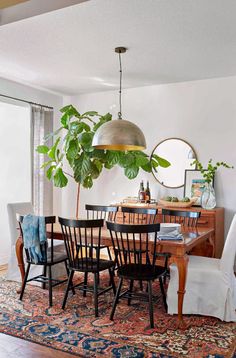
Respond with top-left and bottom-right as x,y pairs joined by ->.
22,214 -> 47,263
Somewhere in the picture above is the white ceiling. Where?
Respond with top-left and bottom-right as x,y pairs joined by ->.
0,0 -> 236,95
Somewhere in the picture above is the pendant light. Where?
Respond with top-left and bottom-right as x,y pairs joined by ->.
92,47 -> 146,151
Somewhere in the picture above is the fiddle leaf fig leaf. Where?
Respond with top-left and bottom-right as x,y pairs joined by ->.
141,162 -> 152,172
106,150 -> 120,166
67,139 -> 78,160
152,154 -> 171,168
36,145 -> 49,154
78,132 -> 94,152
46,166 -> 55,180
83,176 -> 93,189
82,111 -> 98,117
119,152 -> 135,168
53,168 -> 68,187
135,154 -> 149,167
124,165 -> 139,179
48,138 -> 60,160
73,153 -> 91,182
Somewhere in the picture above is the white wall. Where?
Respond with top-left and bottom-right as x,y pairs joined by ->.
59,76 -> 236,237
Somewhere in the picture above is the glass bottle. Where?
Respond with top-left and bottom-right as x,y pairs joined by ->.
138,181 -> 145,202
201,182 -> 216,210
145,181 -> 151,203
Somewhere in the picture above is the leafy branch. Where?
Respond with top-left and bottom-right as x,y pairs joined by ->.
192,159 -> 233,183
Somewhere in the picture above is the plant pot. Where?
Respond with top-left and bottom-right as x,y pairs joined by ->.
201,183 -> 216,210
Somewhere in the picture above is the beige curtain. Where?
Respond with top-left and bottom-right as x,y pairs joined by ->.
31,105 -> 53,215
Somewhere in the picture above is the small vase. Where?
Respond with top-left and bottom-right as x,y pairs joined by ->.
201,183 -> 216,210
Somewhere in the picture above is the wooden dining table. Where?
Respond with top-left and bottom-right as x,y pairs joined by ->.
15,223 -> 214,327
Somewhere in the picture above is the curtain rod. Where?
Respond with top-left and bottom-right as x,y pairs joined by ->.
0,93 -> 53,110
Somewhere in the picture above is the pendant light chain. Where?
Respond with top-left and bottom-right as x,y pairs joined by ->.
118,50 -> 122,119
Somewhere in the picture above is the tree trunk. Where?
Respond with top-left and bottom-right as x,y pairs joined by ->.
76,183 -> 81,219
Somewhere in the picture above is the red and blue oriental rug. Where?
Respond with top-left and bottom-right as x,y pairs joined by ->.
0,274 -> 235,357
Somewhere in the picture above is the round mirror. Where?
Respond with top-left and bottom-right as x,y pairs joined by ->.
151,138 -> 197,188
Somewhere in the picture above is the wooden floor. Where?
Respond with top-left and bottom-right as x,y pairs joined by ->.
0,265 -> 77,357
0,333 -> 75,358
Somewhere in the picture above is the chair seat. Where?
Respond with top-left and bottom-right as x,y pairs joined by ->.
26,244 -> 68,265
118,263 -> 166,281
71,258 -> 115,273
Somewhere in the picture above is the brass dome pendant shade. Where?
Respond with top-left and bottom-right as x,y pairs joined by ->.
92,47 -> 146,151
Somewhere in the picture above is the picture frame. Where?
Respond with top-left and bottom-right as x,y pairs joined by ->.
184,169 -> 214,206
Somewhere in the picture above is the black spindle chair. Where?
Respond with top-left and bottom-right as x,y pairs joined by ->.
162,209 -> 201,227
121,206 -> 170,290
59,217 -> 116,317
17,214 -> 69,307
107,221 -> 167,329
85,204 -> 118,260
121,206 -> 158,224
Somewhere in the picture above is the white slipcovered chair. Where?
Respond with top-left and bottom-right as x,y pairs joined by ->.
167,214 -> 236,322
7,202 -> 66,283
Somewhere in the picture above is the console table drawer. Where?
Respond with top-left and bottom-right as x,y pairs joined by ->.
197,215 -> 215,228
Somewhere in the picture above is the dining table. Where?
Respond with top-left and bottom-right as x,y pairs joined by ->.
15,222 -> 214,328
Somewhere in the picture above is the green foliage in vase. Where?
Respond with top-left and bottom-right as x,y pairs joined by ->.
36,105 -> 171,189
192,159 -> 234,184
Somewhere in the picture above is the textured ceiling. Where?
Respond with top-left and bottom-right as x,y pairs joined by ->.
0,0 -> 236,95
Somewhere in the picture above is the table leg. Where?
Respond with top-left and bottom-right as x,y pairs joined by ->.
15,236 -> 25,294
173,254 -> 189,328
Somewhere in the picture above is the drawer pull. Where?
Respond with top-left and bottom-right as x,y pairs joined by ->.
198,220 -> 209,225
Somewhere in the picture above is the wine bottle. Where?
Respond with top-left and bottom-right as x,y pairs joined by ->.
145,181 -> 151,203
138,181 -> 145,202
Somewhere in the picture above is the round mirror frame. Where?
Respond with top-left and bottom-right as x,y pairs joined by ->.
151,137 -> 197,189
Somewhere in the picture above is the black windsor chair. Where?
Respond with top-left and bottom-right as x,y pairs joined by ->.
17,215 -> 69,307
59,217 -> 116,317
121,206 -> 158,224
107,221 -> 167,329
162,209 -> 201,227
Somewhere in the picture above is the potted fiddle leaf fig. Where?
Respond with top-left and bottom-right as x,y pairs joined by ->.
37,105 -> 170,217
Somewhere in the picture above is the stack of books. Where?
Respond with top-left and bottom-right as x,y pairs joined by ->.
158,223 -> 183,241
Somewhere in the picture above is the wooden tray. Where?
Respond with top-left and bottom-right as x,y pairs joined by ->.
158,198 -> 197,208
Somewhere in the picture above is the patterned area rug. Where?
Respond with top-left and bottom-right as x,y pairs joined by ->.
0,274 -> 235,357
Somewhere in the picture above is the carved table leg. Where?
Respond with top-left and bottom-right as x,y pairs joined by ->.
172,254 -> 189,328
15,236 -> 25,294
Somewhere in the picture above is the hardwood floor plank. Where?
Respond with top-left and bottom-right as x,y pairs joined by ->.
0,333 -> 76,358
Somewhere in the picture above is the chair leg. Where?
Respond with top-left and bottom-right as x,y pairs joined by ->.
147,280 -> 154,329
83,272 -> 88,297
108,268 -> 116,295
19,263 -> 31,301
48,266 -> 53,307
62,270 -> 74,310
110,277 -> 123,321
94,272 -> 99,317
42,265 -> 47,289
107,246 -> 112,260
159,277 -> 167,312
128,280 -> 133,306
64,261 -> 75,295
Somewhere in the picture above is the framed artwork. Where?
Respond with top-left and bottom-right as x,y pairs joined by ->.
184,169 -> 214,206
